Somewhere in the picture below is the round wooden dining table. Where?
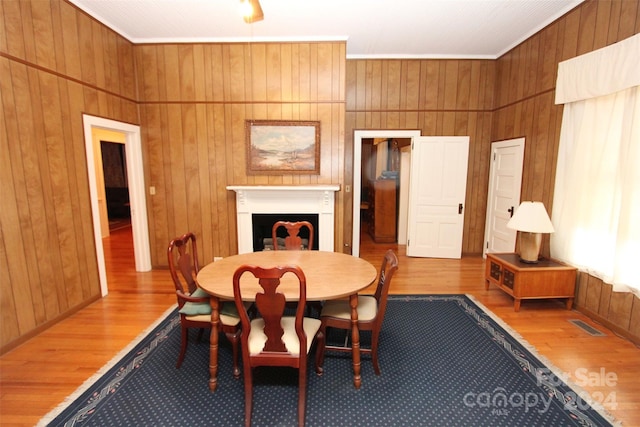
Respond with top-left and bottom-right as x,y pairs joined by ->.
197,250 -> 378,391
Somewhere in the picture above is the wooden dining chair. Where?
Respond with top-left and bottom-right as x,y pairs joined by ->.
168,232 -> 241,376
315,249 -> 399,376
270,220 -> 320,315
233,264 -> 323,427
271,220 -> 314,250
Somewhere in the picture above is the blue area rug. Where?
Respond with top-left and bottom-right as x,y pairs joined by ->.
40,295 -> 616,426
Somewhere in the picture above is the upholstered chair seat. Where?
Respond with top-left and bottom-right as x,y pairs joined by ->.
168,232 -> 243,376
247,317 -> 321,356
181,308 -> 243,327
233,264 -> 323,427
317,295 -> 378,322
315,250 -> 399,376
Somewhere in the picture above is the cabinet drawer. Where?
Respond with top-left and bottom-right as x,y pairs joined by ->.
490,261 -> 502,281
503,269 -> 515,289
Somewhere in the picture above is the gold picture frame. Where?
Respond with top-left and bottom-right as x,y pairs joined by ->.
246,120 -> 320,174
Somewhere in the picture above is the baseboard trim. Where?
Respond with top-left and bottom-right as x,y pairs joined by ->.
574,304 -> 640,347
0,294 -> 101,355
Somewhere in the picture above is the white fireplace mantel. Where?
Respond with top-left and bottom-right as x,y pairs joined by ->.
227,185 -> 340,253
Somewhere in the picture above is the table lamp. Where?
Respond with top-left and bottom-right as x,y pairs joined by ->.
506,201 -> 555,263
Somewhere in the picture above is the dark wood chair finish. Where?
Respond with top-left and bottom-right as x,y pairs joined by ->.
168,232 -> 241,376
233,264 -> 323,427
315,249 -> 399,375
271,220 -> 319,314
272,220 -> 314,251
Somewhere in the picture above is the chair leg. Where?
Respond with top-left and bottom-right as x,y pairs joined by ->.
243,366 -> 253,427
298,361 -> 307,427
176,325 -> 189,369
225,330 -> 241,378
314,328 -> 325,375
314,322 -> 327,375
371,329 -> 381,375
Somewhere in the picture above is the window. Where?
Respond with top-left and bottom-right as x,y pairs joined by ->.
552,34 -> 640,295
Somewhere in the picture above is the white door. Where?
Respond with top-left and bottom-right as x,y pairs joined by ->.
483,138 -> 525,257
397,147 -> 411,244
406,136 -> 469,258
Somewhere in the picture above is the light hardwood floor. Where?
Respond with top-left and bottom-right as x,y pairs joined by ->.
1,227 -> 638,426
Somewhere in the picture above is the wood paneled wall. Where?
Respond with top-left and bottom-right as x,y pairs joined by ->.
492,0 -> 640,256
0,0 -> 138,352
575,272 -> 640,345
344,59 -> 496,254
491,0 -> 640,343
2,0 -> 639,352
134,42 -> 346,264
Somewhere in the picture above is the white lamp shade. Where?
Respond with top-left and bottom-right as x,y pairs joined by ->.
506,201 -> 555,233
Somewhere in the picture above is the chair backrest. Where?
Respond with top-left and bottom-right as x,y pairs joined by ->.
233,265 -> 308,360
373,249 -> 399,325
272,221 -> 314,251
167,232 -> 199,298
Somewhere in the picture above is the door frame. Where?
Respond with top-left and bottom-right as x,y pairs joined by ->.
352,129 -> 421,257
82,115 -> 151,296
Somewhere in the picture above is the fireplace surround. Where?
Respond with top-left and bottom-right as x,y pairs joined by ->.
227,185 -> 340,253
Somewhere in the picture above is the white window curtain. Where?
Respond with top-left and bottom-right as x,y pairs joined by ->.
552,34 -> 640,295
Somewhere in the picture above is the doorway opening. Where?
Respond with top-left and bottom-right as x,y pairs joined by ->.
101,141 -> 131,232
92,128 -> 129,237
352,130 -> 421,257
82,115 -> 151,296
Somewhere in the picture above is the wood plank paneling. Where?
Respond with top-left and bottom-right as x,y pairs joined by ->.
492,0 -> 640,343
343,0 -> 638,340
345,58 -> 496,255
59,2 -> 81,81
136,41 -> 346,264
2,232 -> 639,426
493,0 -> 639,243
575,271 -> 640,346
3,0 -> 638,358
1,0 -> 138,352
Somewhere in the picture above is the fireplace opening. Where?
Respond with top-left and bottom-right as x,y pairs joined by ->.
252,213 -> 319,252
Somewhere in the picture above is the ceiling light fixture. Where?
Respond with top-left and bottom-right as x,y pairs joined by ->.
240,0 -> 264,23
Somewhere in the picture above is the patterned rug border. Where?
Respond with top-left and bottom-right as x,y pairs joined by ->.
38,294 -> 621,426
391,295 -> 620,426
36,304 -> 179,427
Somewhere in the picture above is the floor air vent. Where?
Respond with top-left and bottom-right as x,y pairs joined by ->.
569,319 -> 606,336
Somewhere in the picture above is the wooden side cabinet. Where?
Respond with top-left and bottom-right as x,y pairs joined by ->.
485,253 -> 577,312
367,179 -> 397,243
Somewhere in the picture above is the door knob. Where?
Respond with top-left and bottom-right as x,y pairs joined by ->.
458,203 -> 463,214
508,206 -> 514,217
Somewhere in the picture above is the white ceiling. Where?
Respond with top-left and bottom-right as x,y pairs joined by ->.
68,0 -> 585,59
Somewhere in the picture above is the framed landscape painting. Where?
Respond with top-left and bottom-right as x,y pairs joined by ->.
246,120 -> 320,174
